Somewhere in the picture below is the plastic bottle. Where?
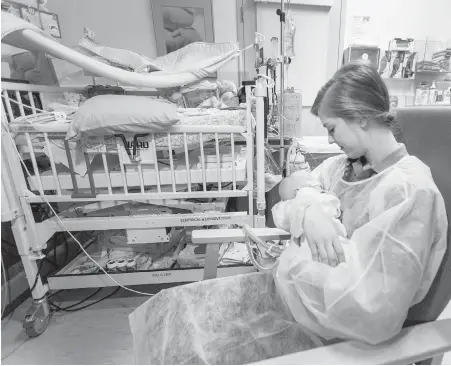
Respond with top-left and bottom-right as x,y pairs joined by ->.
284,10 -> 296,58
435,90 -> 444,105
444,87 -> 451,105
415,82 -> 429,106
428,80 -> 438,105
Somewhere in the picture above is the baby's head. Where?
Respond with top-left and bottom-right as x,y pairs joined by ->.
278,170 -> 321,201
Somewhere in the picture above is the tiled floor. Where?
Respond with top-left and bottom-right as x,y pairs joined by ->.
1,284 -> 176,365
2,287 -> 451,365
1,289 -> 144,364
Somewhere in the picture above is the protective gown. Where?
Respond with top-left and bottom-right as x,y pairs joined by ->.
129,154 -> 447,364
275,154 -> 447,344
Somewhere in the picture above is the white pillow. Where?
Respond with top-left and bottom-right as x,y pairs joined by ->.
66,95 -> 179,140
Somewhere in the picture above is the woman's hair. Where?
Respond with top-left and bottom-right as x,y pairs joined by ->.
311,61 -> 402,141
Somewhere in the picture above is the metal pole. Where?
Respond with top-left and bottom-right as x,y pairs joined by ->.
279,0 -> 285,170
255,78 -> 267,228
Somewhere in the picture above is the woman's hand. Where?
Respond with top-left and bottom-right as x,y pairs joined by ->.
303,204 -> 346,267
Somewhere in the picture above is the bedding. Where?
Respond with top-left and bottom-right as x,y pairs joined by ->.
14,107 -> 252,177
66,95 -> 179,140
77,28 -> 240,76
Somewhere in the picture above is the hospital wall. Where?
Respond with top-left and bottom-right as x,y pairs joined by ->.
344,0 -> 451,49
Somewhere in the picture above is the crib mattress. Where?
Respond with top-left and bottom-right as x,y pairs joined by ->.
15,107 -> 250,176
15,107 -> 249,153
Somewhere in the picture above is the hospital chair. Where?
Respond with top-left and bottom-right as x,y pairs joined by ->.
192,106 -> 451,364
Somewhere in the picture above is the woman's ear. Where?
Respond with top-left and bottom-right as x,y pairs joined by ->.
359,117 -> 370,130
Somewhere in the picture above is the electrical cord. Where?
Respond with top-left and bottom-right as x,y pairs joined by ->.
60,232 -> 69,265
29,259 -> 46,293
48,290 -> 63,300
43,257 -> 58,270
1,252 -> 8,318
1,256 -> 16,331
49,287 -> 120,312
2,240 -> 59,271
5,125 -> 156,297
53,234 -> 58,268
50,288 -> 102,312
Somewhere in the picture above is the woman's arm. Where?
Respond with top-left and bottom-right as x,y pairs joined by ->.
274,186 -> 447,345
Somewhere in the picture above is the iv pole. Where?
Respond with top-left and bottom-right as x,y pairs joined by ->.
253,0 -> 289,172
277,0 -> 286,171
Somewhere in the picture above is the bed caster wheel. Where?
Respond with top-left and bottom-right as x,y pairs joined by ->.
23,297 -> 51,338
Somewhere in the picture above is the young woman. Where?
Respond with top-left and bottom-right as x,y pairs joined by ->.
275,61 -> 447,344
130,62 -> 448,364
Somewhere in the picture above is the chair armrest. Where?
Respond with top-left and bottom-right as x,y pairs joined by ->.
252,319 -> 451,365
192,228 -> 291,244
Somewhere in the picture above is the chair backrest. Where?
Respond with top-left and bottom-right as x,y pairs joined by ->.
396,106 -> 451,325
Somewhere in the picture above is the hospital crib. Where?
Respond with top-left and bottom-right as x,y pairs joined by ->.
1,82 -> 266,336
193,105 -> 451,364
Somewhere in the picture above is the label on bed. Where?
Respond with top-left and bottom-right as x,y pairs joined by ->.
80,135 -> 156,164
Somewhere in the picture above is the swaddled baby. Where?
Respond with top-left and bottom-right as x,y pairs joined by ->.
272,170 -> 349,261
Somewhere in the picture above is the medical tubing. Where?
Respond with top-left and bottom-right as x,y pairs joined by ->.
240,224 -> 282,272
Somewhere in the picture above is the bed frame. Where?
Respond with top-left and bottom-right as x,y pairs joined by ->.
1,80 -> 268,336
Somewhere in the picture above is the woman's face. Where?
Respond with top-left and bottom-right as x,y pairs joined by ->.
318,111 -> 367,159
